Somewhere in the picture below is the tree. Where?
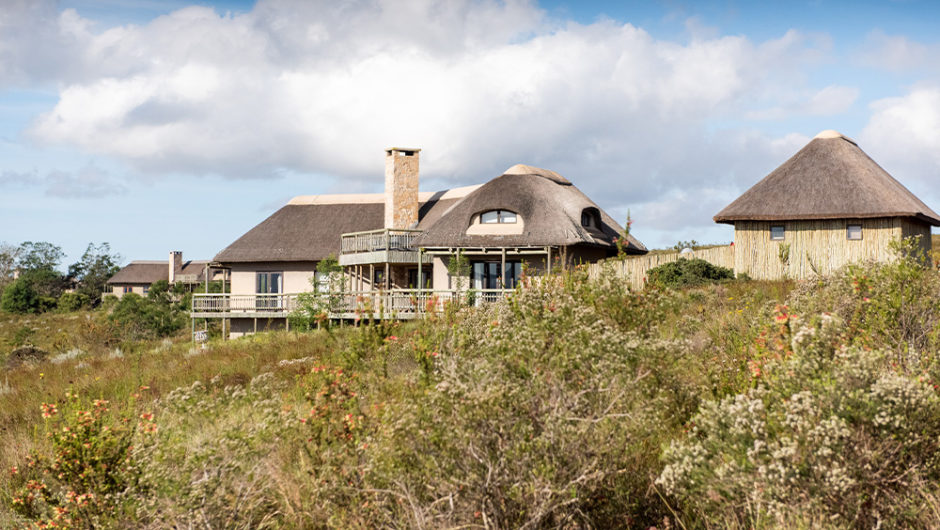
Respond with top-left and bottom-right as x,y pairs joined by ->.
0,242 -> 21,299
18,241 -> 64,272
1,277 -> 38,313
68,242 -> 121,307
15,241 -> 66,300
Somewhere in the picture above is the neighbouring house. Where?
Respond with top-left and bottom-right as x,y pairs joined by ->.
714,130 -> 940,280
204,147 -> 646,337
106,251 -> 225,298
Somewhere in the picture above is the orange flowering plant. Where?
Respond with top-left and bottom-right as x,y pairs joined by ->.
6,388 -> 151,528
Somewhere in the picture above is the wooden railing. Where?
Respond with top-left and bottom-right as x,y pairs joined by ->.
192,293 -> 301,314
340,228 -> 424,254
191,289 -> 513,319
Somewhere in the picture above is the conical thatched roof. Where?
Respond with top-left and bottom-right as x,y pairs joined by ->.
412,164 -> 647,253
714,130 -> 940,226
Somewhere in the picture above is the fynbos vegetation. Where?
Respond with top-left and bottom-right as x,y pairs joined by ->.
3,238 -> 940,528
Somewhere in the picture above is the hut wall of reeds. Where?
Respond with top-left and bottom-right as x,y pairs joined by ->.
732,218 -> 930,280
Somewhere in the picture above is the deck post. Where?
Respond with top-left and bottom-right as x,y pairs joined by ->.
385,262 -> 390,290
417,248 -> 422,291
547,246 -> 552,274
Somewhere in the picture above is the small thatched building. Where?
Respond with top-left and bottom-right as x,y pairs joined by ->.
106,251 -> 220,298
714,130 -> 940,279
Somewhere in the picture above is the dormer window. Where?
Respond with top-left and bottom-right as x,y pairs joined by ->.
581,208 -> 600,228
480,210 -> 517,224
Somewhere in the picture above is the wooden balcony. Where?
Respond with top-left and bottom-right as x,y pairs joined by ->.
191,289 -> 512,321
191,293 -> 301,318
338,228 -> 432,266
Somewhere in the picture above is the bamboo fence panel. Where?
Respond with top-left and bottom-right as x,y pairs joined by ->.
586,246 -> 735,290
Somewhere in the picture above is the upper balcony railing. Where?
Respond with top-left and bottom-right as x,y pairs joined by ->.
339,228 -> 431,266
340,228 -> 423,254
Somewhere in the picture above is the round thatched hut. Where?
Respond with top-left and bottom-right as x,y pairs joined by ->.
714,130 -> 940,279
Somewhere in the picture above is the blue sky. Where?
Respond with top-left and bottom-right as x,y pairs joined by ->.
2,0 -> 940,268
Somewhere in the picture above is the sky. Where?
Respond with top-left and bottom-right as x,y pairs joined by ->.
2,0 -> 940,268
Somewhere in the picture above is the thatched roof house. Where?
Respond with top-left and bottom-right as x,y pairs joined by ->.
107,251 -> 214,297
211,148 -> 648,318
715,130 -> 938,279
413,164 -> 646,255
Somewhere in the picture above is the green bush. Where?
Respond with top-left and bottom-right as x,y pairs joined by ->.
1,278 -> 38,313
57,292 -> 90,312
646,258 -> 734,289
108,293 -> 186,339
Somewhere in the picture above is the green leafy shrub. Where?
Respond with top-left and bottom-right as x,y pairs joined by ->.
646,258 -> 734,289
57,292 -> 90,312
108,292 -> 186,339
1,277 -> 39,313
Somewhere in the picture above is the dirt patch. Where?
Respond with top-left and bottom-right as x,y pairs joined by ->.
5,346 -> 49,369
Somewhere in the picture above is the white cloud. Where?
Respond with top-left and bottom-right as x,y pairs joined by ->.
2,0 -> 853,246
22,2 -> 828,185
860,86 -> 940,200
856,30 -> 932,73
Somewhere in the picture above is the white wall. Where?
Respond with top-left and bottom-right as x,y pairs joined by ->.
228,262 -> 318,295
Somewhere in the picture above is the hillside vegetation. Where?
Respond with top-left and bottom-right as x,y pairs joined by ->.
2,238 -> 940,528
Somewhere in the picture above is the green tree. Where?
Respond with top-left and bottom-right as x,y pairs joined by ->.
0,241 -> 21,296
1,277 -> 39,313
17,241 -> 64,272
108,291 -> 186,339
15,241 -> 66,301
68,242 -> 121,306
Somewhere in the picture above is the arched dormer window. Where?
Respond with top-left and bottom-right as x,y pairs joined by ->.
480,210 -> 517,224
581,207 -> 600,229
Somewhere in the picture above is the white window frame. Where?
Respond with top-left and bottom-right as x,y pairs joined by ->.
480,210 -> 518,224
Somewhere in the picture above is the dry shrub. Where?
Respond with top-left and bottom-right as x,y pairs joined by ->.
659,312 -> 940,528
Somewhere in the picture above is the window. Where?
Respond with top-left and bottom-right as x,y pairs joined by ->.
471,261 -> 522,290
143,285 -> 150,295
256,272 -> 282,293
581,208 -> 600,228
256,272 -> 283,310
408,269 -> 431,289
480,210 -> 517,224
123,286 -> 132,294
847,224 -> 862,240
770,225 -> 785,240
372,268 -> 385,288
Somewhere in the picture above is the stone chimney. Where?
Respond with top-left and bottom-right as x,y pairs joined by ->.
384,147 -> 420,229
169,251 -> 182,283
